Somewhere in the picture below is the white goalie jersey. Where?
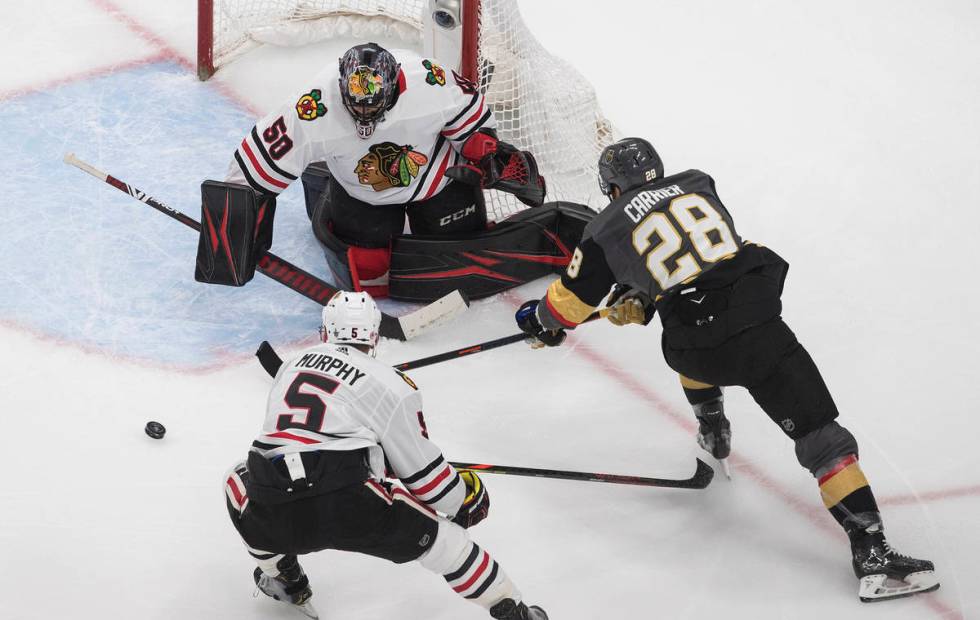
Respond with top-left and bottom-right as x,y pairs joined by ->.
226,48 -> 494,206
251,342 -> 466,517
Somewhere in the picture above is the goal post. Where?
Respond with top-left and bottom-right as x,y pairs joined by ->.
198,0 -> 216,81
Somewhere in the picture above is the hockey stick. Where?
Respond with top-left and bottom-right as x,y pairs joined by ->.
250,342 -> 711,488
451,458 -> 714,489
63,153 -> 468,341
393,308 -> 611,371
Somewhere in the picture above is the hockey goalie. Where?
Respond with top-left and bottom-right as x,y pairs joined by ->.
195,42 -> 593,302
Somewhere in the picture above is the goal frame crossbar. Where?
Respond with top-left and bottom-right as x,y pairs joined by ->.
196,0 -> 482,82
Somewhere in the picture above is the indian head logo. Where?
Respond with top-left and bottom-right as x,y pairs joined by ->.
355,142 -> 428,191
296,89 -> 327,121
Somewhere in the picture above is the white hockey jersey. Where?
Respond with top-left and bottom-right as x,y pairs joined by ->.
226,49 -> 494,206
250,342 -> 466,517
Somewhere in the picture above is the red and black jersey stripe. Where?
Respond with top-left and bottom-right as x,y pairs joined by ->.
442,97 -> 491,143
407,135 -> 456,202
452,107 -> 493,143
402,454 -> 461,506
250,126 -> 299,182
443,92 -> 481,130
234,126 -> 297,194
443,542 -> 500,600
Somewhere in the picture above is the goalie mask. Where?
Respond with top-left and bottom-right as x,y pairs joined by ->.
598,137 -> 664,197
320,291 -> 383,355
338,43 -> 401,139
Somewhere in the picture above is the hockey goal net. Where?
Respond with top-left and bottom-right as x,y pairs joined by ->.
198,0 -> 616,219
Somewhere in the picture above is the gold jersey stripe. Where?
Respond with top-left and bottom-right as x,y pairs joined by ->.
819,462 -> 870,508
545,279 -> 596,326
680,375 -> 715,390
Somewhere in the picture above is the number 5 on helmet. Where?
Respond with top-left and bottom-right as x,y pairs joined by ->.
452,470 -> 490,528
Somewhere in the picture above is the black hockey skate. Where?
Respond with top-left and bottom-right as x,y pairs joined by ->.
694,398 -> 731,478
253,556 -> 318,619
490,598 -> 549,620
847,514 -> 939,602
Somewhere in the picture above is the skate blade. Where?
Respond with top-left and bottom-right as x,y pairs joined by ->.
719,458 -> 732,480
294,601 -> 319,619
858,571 -> 940,602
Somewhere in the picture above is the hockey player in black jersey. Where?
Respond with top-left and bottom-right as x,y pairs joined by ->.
225,291 -> 548,619
515,137 -> 938,602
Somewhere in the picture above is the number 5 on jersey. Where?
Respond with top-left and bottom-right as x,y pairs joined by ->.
631,193 -> 739,290
276,373 -> 340,432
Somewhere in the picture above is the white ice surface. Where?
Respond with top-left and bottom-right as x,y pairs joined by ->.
1,1 -> 978,619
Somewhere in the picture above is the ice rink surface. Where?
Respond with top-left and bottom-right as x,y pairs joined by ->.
1,1 -> 978,618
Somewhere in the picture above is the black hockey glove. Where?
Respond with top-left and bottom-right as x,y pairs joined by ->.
515,300 -> 566,348
452,470 -> 490,529
446,131 -> 547,207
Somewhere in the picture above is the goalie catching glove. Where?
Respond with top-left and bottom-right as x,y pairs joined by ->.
452,470 -> 490,529
446,131 -> 547,207
515,300 -> 566,348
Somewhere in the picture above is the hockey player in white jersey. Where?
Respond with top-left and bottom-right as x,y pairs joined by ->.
214,42 -> 546,299
223,291 -> 548,620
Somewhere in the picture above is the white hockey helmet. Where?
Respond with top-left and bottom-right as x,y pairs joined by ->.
320,291 -> 382,355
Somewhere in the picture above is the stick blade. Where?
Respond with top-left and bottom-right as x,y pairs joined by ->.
387,289 -> 470,341
688,458 -> 715,489
255,340 -> 283,378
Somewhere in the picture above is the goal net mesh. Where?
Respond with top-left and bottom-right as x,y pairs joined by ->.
211,0 -> 616,219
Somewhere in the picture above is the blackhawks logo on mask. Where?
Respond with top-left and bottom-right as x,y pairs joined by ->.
347,67 -> 383,100
296,89 -> 327,121
422,59 -> 446,86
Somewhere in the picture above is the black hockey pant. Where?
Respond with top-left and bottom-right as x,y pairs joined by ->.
224,463 -> 519,610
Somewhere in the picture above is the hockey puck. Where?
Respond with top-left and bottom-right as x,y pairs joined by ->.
145,421 -> 166,439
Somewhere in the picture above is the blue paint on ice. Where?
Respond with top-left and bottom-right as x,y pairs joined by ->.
0,62 -> 341,366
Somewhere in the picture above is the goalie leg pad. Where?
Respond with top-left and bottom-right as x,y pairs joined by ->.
389,201 -> 595,302
195,181 -> 276,287
308,177 -> 407,298
406,180 -> 487,235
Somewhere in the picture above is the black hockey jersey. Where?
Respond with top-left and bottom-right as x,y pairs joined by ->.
536,169 -> 788,337
586,169 -> 744,299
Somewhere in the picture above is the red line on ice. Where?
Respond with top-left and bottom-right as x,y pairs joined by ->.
0,52 -> 169,102
84,0 -> 262,116
880,484 -> 980,507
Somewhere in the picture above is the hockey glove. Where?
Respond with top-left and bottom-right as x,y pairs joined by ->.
452,470 -> 490,529
446,131 -> 547,207
604,284 -> 656,326
515,300 -> 567,348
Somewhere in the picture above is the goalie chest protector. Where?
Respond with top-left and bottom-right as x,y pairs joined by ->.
195,181 -> 276,286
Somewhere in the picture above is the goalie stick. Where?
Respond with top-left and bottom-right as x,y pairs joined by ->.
63,153 -> 468,341
252,342 -> 712,490
451,459 -> 714,490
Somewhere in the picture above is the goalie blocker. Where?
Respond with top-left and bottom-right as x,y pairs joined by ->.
194,181 -> 277,286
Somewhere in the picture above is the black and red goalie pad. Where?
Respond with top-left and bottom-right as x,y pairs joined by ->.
388,202 -> 594,302
194,181 -> 277,286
